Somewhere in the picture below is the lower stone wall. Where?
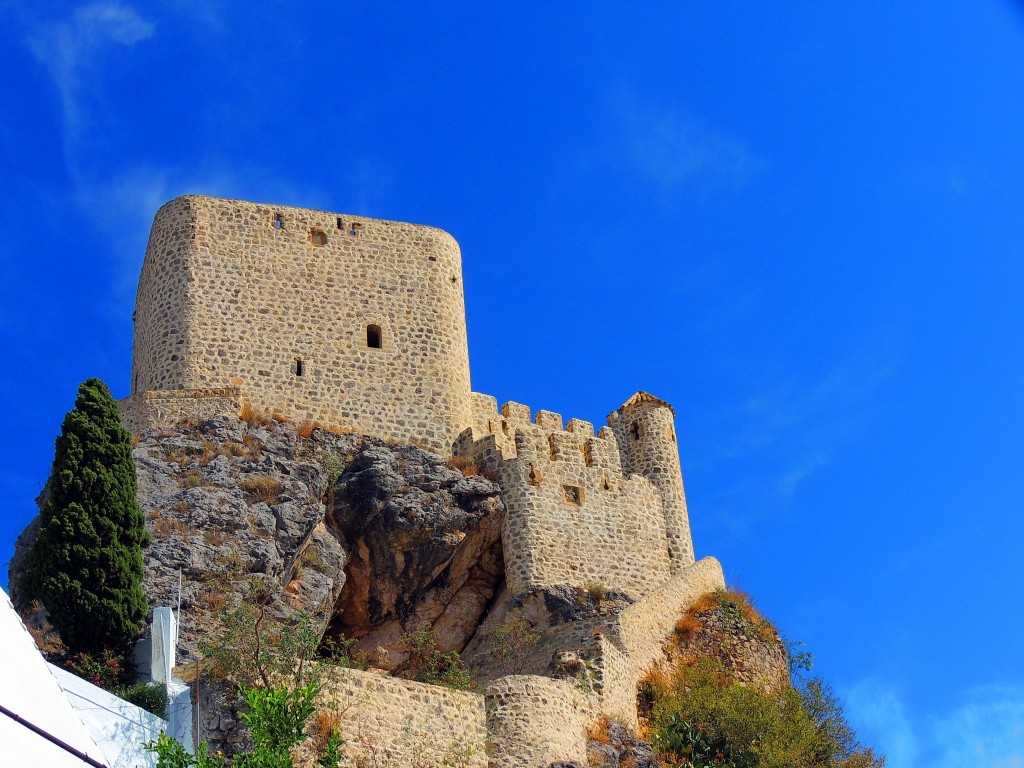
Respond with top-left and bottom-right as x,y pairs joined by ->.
319,668 -> 487,767
118,388 -> 241,433
484,675 -> 596,768
613,556 -> 726,674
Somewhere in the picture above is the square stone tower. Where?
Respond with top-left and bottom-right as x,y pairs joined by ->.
128,195 -> 473,452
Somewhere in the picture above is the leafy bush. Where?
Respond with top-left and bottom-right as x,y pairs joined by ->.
150,589 -> 345,768
399,624 -> 472,691
646,593 -> 885,768
487,611 -> 542,674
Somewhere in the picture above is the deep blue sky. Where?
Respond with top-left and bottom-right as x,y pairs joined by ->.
2,2 -> 1023,764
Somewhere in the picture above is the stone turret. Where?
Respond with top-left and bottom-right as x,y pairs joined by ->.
610,391 -> 695,571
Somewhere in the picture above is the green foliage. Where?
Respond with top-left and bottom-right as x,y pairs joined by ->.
147,685 -> 338,768
316,729 -> 346,768
147,733 -> 226,768
200,583 -> 321,690
120,681 -> 169,719
234,684 -> 319,768
655,713 -> 753,768
487,611 -> 542,674
27,378 -> 149,655
645,657 -> 885,768
150,595 -> 346,768
399,623 -> 472,691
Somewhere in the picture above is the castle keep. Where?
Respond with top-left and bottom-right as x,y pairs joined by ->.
121,195 -> 725,767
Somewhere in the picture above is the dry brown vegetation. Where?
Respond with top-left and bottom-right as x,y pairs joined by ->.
149,508 -> 188,536
239,475 -> 284,504
586,715 -> 613,744
674,588 -> 779,646
239,401 -> 272,426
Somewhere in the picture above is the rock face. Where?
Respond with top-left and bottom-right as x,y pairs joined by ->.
668,594 -> 790,693
9,416 -> 505,670
327,442 -> 504,664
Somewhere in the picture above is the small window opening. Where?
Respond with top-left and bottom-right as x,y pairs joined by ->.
602,477 -> 612,492
294,358 -> 304,377
501,420 -> 511,438
309,229 -> 327,247
631,422 -> 641,441
336,217 -> 344,230
548,435 -> 558,460
528,464 -> 542,486
367,324 -> 382,349
349,222 -> 362,237
563,485 -> 584,506
487,420 -> 495,434
273,213 -> 284,229
582,442 -> 593,467
428,255 -> 437,262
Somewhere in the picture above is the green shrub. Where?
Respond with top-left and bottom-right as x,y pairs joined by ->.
645,656 -> 885,768
399,623 -> 472,691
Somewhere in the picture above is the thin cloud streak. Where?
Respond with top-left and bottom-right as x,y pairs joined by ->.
611,91 -> 764,195
846,678 -> 1024,768
701,339 -> 900,506
25,2 -> 154,178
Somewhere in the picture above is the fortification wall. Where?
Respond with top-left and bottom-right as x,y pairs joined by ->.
319,668 -> 487,767
484,675 -> 595,768
132,196 -> 472,452
458,395 -> 673,599
118,388 -> 241,433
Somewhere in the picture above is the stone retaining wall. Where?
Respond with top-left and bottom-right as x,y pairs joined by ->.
118,387 -> 241,433
319,668 -> 487,767
483,675 -> 596,768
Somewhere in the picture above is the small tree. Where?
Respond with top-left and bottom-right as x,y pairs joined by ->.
27,377 -> 148,655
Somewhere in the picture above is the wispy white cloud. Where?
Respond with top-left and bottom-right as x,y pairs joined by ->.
25,2 -> 154,176
846,678 -> 1024,768
611,91 -> 763,195
704,338 -> 900,503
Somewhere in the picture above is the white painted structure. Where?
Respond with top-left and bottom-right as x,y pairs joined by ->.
1,587 -> 184,767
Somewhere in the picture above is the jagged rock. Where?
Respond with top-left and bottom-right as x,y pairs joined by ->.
520,584 -> 635,627
585,719 -> 659,768
670,602 -> 790,693
326,441 -> 505,664
10,415 -> 506,677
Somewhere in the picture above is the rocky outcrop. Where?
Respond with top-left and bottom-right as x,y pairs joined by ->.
9,416 -> 505,671
666,592 -> 789,693
326,440 -> 505,664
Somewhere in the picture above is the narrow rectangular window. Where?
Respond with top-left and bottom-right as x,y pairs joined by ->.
367,324 -> 382,349
562,485 -> 584,506
294,358 -> 304,376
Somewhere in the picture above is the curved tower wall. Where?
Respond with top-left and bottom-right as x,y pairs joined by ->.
131,195 -> 472,452
611,397 -> 695,570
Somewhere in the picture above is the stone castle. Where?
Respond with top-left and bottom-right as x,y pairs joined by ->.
119,195 -> 726,768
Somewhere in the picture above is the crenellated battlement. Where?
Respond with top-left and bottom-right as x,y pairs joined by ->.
455,391 -> 685,598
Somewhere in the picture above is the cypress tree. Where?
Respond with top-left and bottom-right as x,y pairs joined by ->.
29,378 -> 148,655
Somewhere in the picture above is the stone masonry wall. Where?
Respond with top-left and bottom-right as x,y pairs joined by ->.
132,196 -> 472,453
319,668 -> 487,767
118,387 -> 241,433
457,395 -> 672,599
484,675 -> 596,768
